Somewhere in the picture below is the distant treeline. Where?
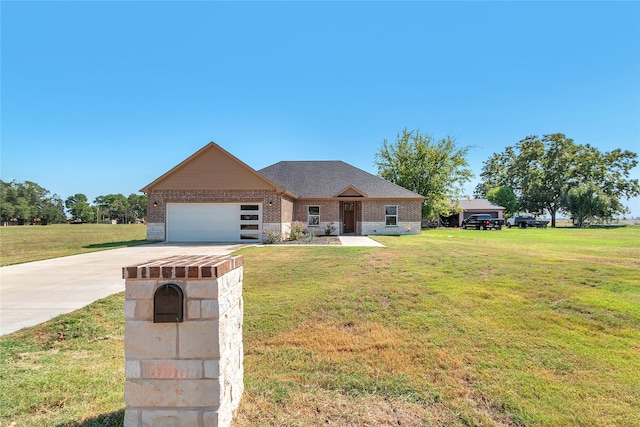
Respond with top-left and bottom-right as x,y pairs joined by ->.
0,180 -> 146,225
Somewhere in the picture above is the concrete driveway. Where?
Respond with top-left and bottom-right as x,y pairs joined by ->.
0,243 -> 242,336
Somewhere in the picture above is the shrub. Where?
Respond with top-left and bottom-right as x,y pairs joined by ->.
289,221 -> 306,241
262,230 -> 281,244
323,222 -> 336,236
305,228 -> 317,242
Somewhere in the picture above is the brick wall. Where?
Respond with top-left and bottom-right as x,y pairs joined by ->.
123,255 -> 244,427
281,196 -> 294,223
361,200 -> 422,222
145,191 -> 423,240
360,200 -> 422,235
292,200 -> 340,223
147,190 -> 281,224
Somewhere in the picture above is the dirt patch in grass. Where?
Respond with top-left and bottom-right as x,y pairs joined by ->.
233,391 -> 442,426
266,321 -> 404,353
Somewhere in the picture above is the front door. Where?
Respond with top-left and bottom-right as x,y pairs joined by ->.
343,202 -> 355,234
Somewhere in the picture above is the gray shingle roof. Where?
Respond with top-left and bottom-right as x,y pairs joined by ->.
457,199 -> 505,211
258,161 -> 424,199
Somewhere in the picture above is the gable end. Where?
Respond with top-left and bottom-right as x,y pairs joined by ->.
141,142 -> 284,193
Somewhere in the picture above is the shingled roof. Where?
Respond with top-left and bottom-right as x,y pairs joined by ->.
258,161 -> 424,200
457,199 -> 505,211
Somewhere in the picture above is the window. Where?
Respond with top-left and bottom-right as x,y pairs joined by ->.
308,206 -> 320,226
385,205 -> 397,226
241,204 -> 259,211
240,204 -> 260,240
240,234 -> 260,240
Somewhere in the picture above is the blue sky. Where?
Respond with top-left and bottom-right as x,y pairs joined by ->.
2,1 -> 639,216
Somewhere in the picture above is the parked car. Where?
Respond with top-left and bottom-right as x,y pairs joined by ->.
462,214 -> 504,230
506,215 -> 549,228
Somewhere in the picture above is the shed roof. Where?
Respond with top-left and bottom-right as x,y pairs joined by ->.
457,199 -> 505,211
259,161 -> 424,200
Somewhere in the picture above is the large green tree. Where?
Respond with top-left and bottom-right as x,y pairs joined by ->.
486,186 -> 519,217
561,182 -> 614,227
375,129 -> 473,220
475,134 -> 639,227
0,180 -> 66,224
94,194 -> 130,223
127,193 -> 147,222
92,193 -> 146,223
65,193 -> 95,223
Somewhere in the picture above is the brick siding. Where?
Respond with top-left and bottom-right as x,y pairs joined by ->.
147,190 -> 281,223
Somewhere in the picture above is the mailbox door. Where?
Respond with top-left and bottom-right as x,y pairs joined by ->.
154,284 -> 184,323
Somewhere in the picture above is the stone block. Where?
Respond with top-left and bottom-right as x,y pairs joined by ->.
141,360 -> 203,379
187,299 -> 201,319
200,299 -> 219,319
178,321 -> 219,358
125,379 -> 220,407
146,223 -> 165,241
124,409 -> 140,427
203,410 -> 220,427
136,298 -> 153,319
141,410 -> 199,427
204,359 -> 220,378
125,321 -> 177,359
124,300 -> 136,319
126,280 -> 157,299
186,280 -> 219,299
125,360 -> 141,378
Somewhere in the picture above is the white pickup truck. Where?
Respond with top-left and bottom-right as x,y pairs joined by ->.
506,215 -> 549,228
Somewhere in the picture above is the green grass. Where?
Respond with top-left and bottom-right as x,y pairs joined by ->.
0,224 -> 147,266
1,227 -> 639,426
0,295 -> 126,427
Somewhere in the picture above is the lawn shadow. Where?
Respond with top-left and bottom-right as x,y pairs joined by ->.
57,409 -> 124,427
84,240 -> 150,249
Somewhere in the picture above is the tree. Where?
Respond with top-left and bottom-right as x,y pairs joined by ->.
475,134 -> 639,227
561,183 -> 612,227
94,194 -> 130,223
65,193 -> 95,223
39,195 -> 66,225
375,129 -> 473,220
0,180 -> 66,224
0,180 -> 19,223
93,193 -> 148,223
486,186 -> 519,217
127,193 -> 147,222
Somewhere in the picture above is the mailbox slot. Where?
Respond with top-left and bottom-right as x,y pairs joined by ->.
154,283 -> 184,323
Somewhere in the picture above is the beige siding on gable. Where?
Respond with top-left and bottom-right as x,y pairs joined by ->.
149,145 -> 276,191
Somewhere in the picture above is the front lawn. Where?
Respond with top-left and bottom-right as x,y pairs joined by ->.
0,224 -> 147,266
1,227 -> 638,426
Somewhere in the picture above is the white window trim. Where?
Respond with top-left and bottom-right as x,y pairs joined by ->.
308,206 -> 320,227
385,205 -> 398,227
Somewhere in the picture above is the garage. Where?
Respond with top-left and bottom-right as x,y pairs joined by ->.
166,203 -> 261,242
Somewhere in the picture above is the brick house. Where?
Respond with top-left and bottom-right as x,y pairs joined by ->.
142,142 -> 424,242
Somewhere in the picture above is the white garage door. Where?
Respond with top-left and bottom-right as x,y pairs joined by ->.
166,203 -> 261,242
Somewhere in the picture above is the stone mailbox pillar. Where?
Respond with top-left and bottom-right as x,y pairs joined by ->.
122,255 -> 244,427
